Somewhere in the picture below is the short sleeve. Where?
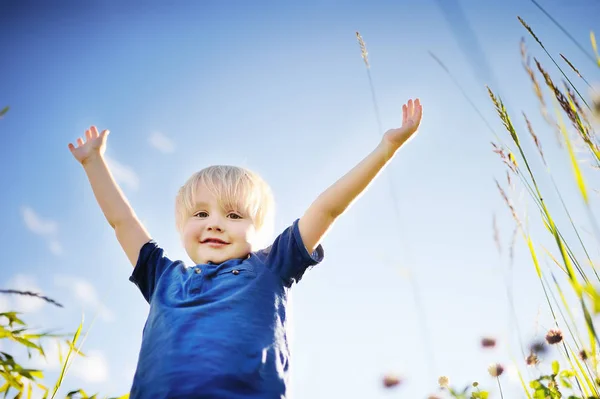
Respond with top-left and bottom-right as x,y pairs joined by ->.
257,219 -> 324,287
129,240 -> 176,304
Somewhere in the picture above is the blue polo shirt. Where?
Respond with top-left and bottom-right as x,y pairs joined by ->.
128,219 -> 324,398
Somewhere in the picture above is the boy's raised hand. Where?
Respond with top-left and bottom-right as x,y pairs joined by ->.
383,98 -> 423,149
68,126 -> 109,165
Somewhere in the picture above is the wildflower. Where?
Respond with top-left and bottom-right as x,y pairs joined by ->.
481,337 -> 496,348
488,363 -> 504,377
438,376 -> 449,388
428,396 -> 442,399
382,374 -> 402,388
546,329 -> 564,345
526,353 -> 539,366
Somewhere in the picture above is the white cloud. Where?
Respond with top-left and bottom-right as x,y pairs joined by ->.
8,275 -> 45,313
29,337 -> 65,371
21,207 -> 58,235
54,276 -> 115,323
148,131 -> 175,153
30,341 -> 109,384
105,155 -> 139,191
71,349 -> 109,383
21,207 -> 62,256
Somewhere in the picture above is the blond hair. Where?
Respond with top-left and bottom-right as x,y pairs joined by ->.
175,165 -> 275,245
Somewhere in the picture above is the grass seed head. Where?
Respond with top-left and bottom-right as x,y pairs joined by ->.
438,376 -> 450,388
488,363 -> 504,377
355,32 -> 370,69
382,374 -> 402,388
526,353 -> 539,366
546,329 -> 564,345
481,337 -> 497,348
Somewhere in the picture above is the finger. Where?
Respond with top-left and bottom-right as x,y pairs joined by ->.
91,126 -> 99,139
85,129 -> 92,141
402,104 -> 407,125
415,98 -> 422,118
77,137 -> 84,147
68,143 -> 75,152
100,129 -> 110,139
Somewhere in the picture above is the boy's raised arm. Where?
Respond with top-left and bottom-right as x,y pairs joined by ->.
69,126 -> 151,267
298,99 -> 423,254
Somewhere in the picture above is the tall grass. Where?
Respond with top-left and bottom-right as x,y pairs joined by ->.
360,6 -> 600,398
0,292 -> 128,399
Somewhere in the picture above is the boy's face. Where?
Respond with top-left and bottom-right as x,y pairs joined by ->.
181,183 -> 257,265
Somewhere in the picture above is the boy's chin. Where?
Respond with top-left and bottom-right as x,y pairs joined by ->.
192,251 -> 234,265
189,246 -> 251,265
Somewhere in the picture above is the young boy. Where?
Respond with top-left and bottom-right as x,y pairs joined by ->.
68,98 -> 422,398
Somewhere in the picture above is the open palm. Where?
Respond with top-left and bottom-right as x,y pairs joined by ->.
68,126 -> 109,164
383,98 -> 423,148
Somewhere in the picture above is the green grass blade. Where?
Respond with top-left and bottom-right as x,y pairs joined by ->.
49,316 -> 83,399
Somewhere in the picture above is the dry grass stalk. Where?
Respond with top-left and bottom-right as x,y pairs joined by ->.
560,53 -> 583,79
535,59 -> 579,127
355,32 -> 370,69
563,81 -> 590,127
534,59 -> 600,165
522,112 -> 547,166
495,180 -> 523,230
491,142 -> 518,174
493,214 -> 502,255
521,40 -> 546,107
508,224 -> 517,267
519,16 -> 591,112
0,289 -> 63,308
487,87 -> 521,147
521,39 -> 560,143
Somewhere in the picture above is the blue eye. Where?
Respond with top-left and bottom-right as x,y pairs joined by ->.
194,211 -> 208,218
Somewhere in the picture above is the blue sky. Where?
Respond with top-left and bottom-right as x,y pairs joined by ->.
1,0 -> 599,397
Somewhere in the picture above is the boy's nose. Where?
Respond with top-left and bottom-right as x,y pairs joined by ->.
207,224 -> 223,231
206,217 -> 224,231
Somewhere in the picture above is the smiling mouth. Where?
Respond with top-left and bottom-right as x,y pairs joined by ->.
201,238 -> 229,245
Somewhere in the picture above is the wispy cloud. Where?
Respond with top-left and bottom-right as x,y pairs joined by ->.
148,131 -> 175,153
21,206 -> 63,255
29,340 -> 110,383
54,275 -> 115,322
22,207 -> 58,235
29,341 -> 109,390
72,349 -> 110,383
105,155 -> 139,191
29,337 -> 65,371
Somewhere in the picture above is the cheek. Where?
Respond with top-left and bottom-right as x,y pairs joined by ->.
182,222 -> 202,244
